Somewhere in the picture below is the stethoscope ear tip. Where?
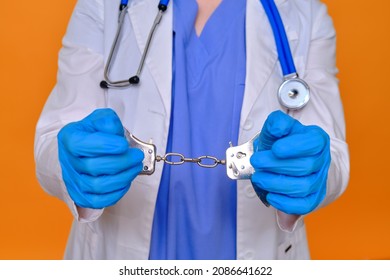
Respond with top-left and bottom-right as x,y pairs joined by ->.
100,81 -> 109,89
129,76 -> 140,85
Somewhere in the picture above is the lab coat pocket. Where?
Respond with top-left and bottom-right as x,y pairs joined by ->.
286,29 -> 299,53
106,66 -> 165,133
106,86 -> 142,131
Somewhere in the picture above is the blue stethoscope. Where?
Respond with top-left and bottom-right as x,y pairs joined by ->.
100,0 -> 310,110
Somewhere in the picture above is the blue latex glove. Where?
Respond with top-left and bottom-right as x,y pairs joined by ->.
57,108 -> 144,209
250,111 -> 331,215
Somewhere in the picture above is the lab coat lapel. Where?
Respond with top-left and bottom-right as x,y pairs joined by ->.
241,0 -> 286,127
128,0 -> 173,115
126,0 -> 289,122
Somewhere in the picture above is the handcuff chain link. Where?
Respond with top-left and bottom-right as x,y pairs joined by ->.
156,152 -> 226,168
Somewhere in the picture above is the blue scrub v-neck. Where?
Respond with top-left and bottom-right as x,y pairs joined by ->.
149,0 -> 247,260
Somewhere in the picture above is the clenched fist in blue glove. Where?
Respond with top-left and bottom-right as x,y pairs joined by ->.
250,111 -> 331,215
58,109 -> 144,209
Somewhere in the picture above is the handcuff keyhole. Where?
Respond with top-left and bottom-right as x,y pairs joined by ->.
236,152 -> 247,159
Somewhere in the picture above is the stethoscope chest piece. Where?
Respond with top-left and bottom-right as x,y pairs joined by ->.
278,76 -> 310,110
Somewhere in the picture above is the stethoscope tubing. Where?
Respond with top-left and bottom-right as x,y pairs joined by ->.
101,0 -> 170,89
101,0 -> 309,111
102,0 -> 297,87
102,5 -> 130,87
260,0 -> 296,76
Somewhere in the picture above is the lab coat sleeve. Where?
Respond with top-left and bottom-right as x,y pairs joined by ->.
275,0 -> 350,232
34,0 -> 107,222
294,0 -> 350,209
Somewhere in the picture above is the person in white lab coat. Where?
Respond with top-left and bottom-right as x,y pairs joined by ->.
34,0 -> 349,259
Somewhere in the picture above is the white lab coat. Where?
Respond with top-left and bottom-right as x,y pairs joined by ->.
34,0 -> 349,259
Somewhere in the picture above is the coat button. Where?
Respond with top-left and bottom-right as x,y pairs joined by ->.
243,251 -> 254,260
242,120 -> 254,130
245,185 -> 256,198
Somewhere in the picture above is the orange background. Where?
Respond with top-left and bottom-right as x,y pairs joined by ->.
0,0 -> 389,260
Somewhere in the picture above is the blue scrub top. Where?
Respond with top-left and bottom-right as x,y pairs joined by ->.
149,0 -> 247,259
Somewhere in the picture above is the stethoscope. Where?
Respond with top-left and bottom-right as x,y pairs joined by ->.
100,0 -> 310,110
